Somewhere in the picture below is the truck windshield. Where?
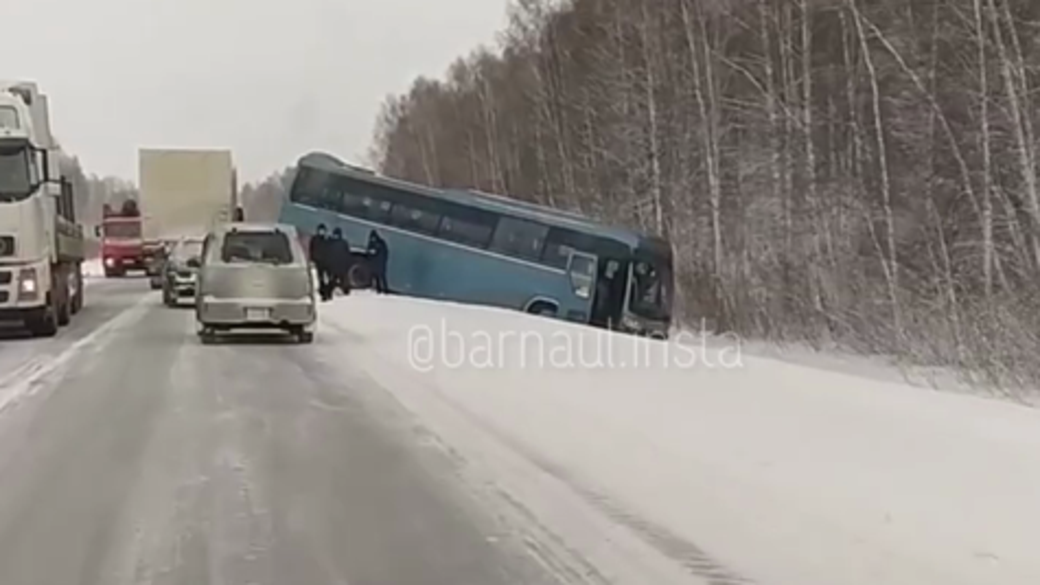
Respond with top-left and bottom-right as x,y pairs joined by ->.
103,222 -> 142,238
627,259 -> 673,322
0,146 -> 32,202
0,107 -> 19,131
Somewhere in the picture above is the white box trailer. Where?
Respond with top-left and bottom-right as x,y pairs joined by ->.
138,148 -> 236,244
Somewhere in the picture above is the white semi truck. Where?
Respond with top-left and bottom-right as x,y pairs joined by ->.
138,148 -> 237,283
0,81 -> 84,336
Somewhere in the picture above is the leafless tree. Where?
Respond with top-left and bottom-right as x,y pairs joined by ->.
368,0 -> 1040,391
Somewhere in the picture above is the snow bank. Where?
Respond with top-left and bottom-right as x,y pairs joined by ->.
316,294 -> 1040,585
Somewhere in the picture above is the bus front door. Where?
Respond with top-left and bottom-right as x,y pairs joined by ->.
566,251 -> 599,324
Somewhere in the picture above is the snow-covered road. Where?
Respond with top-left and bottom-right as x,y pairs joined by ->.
0,282 -> 558,585
0,283 -> 1035,584
319,293 -> 1040,585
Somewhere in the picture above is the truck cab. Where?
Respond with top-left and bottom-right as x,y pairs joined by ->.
0,81 -> 83,336
97,200 -> 144,276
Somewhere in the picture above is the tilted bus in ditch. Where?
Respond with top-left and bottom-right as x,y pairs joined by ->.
278,152 -> 674,337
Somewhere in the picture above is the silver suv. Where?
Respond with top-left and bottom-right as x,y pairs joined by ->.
195,223 -> 316,344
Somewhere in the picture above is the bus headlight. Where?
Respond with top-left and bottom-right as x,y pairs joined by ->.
18,268 -> 38,299
575,284 -> 590,299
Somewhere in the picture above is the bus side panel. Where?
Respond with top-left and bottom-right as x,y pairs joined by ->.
280,204 -> 591,319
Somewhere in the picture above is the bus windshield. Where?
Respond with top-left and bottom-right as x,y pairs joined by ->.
627,258 -> 672,321
0,146 -> 32,202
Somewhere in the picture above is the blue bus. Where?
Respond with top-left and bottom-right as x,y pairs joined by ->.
279,152 -> 674,336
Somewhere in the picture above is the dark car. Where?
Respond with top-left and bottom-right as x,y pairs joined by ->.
161,237 -> 205,306
147,241 -> 173,290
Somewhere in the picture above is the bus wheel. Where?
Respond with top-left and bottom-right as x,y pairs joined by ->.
348,263 -> 372,289
527,301 -> 558,317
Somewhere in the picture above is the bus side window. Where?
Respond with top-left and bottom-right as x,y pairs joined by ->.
319,185 -> 343,213
340,189 -> 368,219
389,202 -> 440,235
489,217 -> 548,262
364,197 -> 392,223
437,205 -> 495,248
339,176 -> 393,223
541,227 -> 577,269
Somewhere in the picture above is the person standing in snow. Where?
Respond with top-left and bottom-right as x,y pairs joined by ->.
329,227 -> 352,296
310,223 -> 332,301
366,229 -> 389,294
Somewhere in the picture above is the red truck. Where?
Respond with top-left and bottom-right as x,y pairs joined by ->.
96,200 -> 146,277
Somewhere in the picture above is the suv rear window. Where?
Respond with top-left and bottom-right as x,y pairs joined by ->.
221,231 -> 294,264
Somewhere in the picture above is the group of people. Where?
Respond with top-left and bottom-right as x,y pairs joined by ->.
309,223 -> 389,301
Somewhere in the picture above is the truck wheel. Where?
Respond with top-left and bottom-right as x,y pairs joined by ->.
27,316 -> 58,337
27,296 -> 59,337
57,299 -> 70,326
70,266 -> 83,315
55,270 -> 70,326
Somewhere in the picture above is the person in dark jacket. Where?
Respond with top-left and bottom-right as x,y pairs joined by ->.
367,229 -> 389,294
309,224 -> 332,300
329,227 -> 352,295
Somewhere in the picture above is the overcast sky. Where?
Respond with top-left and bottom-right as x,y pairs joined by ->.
9,0 -> 510,183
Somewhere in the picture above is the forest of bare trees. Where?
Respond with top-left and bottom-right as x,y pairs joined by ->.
368,0 -> 1040,387
239,167 -> 295,223
57,153 -> 138,256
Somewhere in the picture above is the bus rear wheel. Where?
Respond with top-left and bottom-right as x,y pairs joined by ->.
527,301 -> 558,317
348,262 -> 372,290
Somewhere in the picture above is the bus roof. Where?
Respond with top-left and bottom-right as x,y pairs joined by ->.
297,151 -> 668,252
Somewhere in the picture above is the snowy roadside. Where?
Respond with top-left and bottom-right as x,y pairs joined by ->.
316,293 -> 1040,585
704,335 -> 991,400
